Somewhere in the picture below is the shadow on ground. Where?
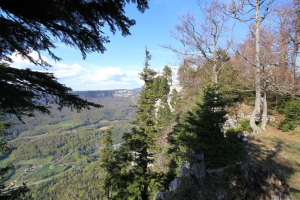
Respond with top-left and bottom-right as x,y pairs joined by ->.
245,130 -> 300,199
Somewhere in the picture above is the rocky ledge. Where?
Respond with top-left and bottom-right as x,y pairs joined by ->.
156,153 -> 291,200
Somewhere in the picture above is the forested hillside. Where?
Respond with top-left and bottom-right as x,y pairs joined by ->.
0,89 -> 139,199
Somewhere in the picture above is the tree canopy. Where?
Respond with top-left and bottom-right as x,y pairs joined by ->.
0,0 -> 149,67
0,0 -> 149,120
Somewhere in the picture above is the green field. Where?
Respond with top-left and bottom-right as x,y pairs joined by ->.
36,164 -> 64,175
16,157 -> 52,165
7,170 -> 23,183
1,156 -> 70,185
0,156 -> 13,167
57,120 -> 75,126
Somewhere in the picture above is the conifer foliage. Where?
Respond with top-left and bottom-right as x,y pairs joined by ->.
98,127 -> 118,200
0,0 -> 149,67
162,65 -> 173,86
280,100 -> 300,132
168,83 -> 246,169
121,47 -> 160,200
103,47 -> 161,200
0,117 -> 30,199
0,63 -> 102,121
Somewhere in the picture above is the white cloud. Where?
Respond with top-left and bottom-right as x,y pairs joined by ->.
8,52 -> 143,91
54,63 -> 83,78
150,49 -> 173,55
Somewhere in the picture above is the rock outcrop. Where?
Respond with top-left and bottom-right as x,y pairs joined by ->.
189,152 -> 206,180
233,162 -> 291,200
222,118 -> 238,132
156,154 -> 291,200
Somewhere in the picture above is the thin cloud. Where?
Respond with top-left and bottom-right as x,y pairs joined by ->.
150,49 -> 173,55
7,52 -> 143,91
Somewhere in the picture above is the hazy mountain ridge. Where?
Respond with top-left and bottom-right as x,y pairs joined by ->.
6,89 -> 140,138
73,88 -> 140,99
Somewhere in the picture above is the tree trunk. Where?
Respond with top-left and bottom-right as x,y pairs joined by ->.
213,39 -> 218,84
261,82 -> 268,131
141,184 -> 149,200
250,0 -> 262,134
291,1 -> 300,87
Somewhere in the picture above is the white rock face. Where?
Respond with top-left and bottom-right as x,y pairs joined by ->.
179,162 -> 190,177
112,89 -> 134,97
222,118 -> 239,132
169,178 -> 180,191
169,86 -> 182,93
168,86 -> 182,110
154,85 -> 182,117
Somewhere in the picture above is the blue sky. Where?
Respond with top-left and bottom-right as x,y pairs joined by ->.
9,0 -> 246,91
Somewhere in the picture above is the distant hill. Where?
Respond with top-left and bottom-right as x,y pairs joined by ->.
132,87 -> 142,92
7,88 -> 139,137
73,89 -> 139,99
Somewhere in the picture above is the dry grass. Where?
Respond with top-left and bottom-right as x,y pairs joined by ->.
245,125 -> 300,199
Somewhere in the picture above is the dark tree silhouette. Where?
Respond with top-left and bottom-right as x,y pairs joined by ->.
0,0 -> 149,67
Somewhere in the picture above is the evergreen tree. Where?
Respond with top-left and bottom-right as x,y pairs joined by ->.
0,116 -> 30,199
170,89 -> 180,109
170,83 -> 227,154
153,75 -> 169,98
159,77 -> 169,97
153,77 -> 161,97
157,102 -> 173,127
175,60 -> 202,113
168,83 -> 246,169
162,65 -> 173,86
98,127 -> 117,199
115,47 -> 161,200
280,100 -> 300,132
156,76 -> 173,127
155,66 -> 172,126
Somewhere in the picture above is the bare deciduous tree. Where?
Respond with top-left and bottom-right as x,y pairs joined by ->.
223,0 -> 274,133
164,0 -> 232,84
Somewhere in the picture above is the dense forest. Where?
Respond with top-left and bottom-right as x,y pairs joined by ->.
1,0 -> 300,199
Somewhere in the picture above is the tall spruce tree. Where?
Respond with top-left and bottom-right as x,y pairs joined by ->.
162,65 -> 173,86
156,69 -> 173,127
168,83 -> 246,169
115,47 -> 161,200
98,127 -> 117,200
157,103 -> 173,128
